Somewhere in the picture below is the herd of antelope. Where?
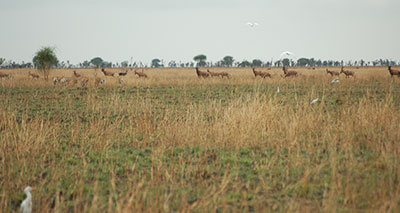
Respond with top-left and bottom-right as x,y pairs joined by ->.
0,66 -> 399,86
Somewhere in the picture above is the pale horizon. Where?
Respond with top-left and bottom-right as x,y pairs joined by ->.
1,0 -> 399,65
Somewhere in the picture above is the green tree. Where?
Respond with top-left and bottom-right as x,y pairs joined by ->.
151,59 -> 161,67
222,56 -> 234,67
32,47 -> 58,81
238,60 -> 252,67
0,58 -> 5,66
90,57 -> 103,68
193,54 -> 207,67
121,61 -> 129,68
252,59 -> 263,67
282,58 -> 290,67
297,58 -> 310,67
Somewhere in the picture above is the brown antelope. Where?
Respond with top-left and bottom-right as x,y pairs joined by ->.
73,70 -> 82,78
340,67 -> 354,78
195,67 -> 209,78
218,72 -> 231,78
259,71 -> 272,78
52,76 -> 64,86
282,66 -> 298,78
326,68 -> 340,76
61,77 -> 78,86
80,77 -> 89,87
94,77 -> 107,86
118,69 -> 129,76
134,69 -> 148,78
252,68 -> 262,77
28,71 -> 40,79
388,66 -> 400,78
0,72 -> 10,79
101,68 -> 114,77
207,70 -> 219,77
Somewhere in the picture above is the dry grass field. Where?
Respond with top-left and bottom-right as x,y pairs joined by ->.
1,66 -> 400,212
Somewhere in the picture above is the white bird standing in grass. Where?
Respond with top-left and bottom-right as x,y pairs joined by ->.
310,98 -> 319,104
277,87 -> 280,93
20,186 -> 33,213
331,78 -> 339,83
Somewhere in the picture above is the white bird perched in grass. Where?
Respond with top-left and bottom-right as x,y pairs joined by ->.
310,98 -> 319,104
20,186 -> 34,213
331,78 -> 339,83
277,87 -> 280,93
246,22 -> 259,27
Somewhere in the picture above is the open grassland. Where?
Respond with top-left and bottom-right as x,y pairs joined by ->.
1,67 -> 400,212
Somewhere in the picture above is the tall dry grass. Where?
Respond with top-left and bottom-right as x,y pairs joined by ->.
0,66 -> 399,212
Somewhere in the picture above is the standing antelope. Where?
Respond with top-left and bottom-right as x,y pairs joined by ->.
282,66 -> 298,78
118,69 -> 128,76
52,76 -> 64,86
28,71 -> 40,79
195,67 -> 209,78
94,77 -> 107,86
0,72 -> 10,79
134,69 -> 148,78
326,68 -> 340,76
80,77 -> 89,87
252,68 -> 262,77
388,66 -> 400,78
101,68 -> 114,77
73,70 -> 82,78
340,67 -> 354,78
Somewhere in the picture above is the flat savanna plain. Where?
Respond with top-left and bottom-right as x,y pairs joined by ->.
1,66 -> 400,212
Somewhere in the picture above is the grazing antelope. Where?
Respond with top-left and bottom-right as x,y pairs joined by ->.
282,66 -> 298,78
326,68 -> 340,76
94,77 -> 107,86
118,69 -> 128,76
259,71 -> 272,78
134,69 -> 148,78
80,77 -> 89,87
195,67 -> 209,78
28,71 -> 40,79
52,76 -> 64,86
0,72 -> 10,79
60,77 -> 78,86
101,68 -> 114,77
340,67 -> 354,78
73,70 -> 82,78
206,69 -> 219,77
218,72 -> 231,78
388,66 -> 400,78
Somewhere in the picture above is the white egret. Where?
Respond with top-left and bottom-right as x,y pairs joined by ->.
310,98 -> 319,105
331,79 -> 340,83
279,51 -> 295,59
246,22 -> 259,27
277,87 -> 280,93
20,186 -> 34,213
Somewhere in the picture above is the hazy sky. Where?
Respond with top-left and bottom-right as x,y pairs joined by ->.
1,0 -> 399,65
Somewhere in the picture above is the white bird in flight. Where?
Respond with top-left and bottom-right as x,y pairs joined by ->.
310,98 -> 319,105
331,78 -> 339,83
246,22 -> 259,27
20,186 -> 34,213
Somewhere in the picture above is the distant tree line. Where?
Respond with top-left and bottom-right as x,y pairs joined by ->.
0,55 -> 398,69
